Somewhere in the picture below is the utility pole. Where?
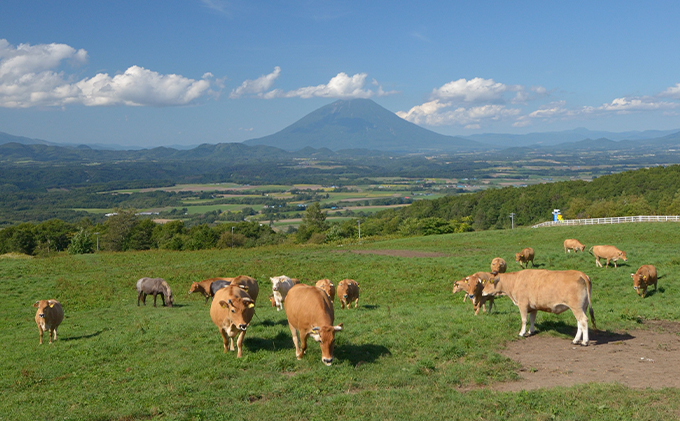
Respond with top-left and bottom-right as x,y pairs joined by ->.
509,213 -> 515,230
95,232 -> 100,252
231,226 -> 234,248
358,219 -> 361,239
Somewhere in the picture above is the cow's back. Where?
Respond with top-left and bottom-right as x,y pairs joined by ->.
285,284 -> 334,331
592,245 -> 621,258
233,275 -> 259,303
504,269 -> 589,303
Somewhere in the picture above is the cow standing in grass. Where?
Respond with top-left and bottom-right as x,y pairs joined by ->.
210,285 -> 256,358
632,265 -> 658,297
33,299 -> 64,345
515,248 -> 535,268
564,239 -> 586,253
490,257 -> 507,275
337,279 -> 360,309
271,275 -> 295,311
590,245 -> 627,268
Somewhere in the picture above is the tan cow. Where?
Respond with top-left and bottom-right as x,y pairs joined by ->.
315,279 -> 335,302
337,279 -> 360,309
631,265 -> 658,297
490,257 -> 507,275
564,239 -> 586,253
515,248 -> 535,268
210,285 -> 255,358
188,278 -> 219,304
284,284 -> 343,366
229,275 -> 260,303
456,272 -> 495,315
452,279 -> 470,302
590,245 -> 628,268
33,299 -> 64,345
482,269 -> 596,345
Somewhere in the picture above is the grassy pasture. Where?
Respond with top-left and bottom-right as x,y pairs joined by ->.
3,222 -> 680,420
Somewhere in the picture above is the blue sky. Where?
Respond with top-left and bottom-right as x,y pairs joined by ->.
1,0 -> 679,148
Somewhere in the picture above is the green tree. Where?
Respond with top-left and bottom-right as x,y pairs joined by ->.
296,202 -> 328,243
68,228 -> 95,254
102,208 -> 137,251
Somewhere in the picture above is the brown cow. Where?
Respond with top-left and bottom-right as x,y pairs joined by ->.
337,279 -> 360,309
210,285 -> 255,358
482,269 -> 596,345
229,275 -> 260,303
461,272 -> 495,315
315,279 -> 335,302
631,265 -> 658,297
564,239 -> 586,253
515,248 -> 535,268
490,257 -> 507,275
590,245 -> 628,268
452,279 -> 470,302
33,299 -> 64,345
188,278 -> 220,304
284,284 -> 343,366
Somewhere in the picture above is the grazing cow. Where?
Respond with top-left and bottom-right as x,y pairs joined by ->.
631,265 -> 658,297
284,284 -> 343,366
482,269 -> 596,345
564,239 -> 586,253
189,278 -> 221,304
210,285 -> 256,358
337,279 -> 360,309
271,275 -> 295,311
460,272 -> 496,315
137,277 -> 174,307
315,279 -> 336,302
515,248 -> 535,268
490,257 -> 507,275
590,245 -> 628,268
33,299 -> 64,345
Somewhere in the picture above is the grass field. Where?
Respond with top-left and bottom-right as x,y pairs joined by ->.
3,222 -> 680,420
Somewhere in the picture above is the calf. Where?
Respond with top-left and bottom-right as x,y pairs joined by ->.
285,284 -> 343,366
490,257 -> 507,275
337,279 -> 360,309
631,265 -> 658,297
564,239 -> 586,253
590,245 -> 627,268
33,299 -> 64,345
210,285 -> 255,358
461,272 -> 495,315
515,248 -> 535,268
271,275 -> 295,311
315,279 -> 335,302
482,269 -> 596,345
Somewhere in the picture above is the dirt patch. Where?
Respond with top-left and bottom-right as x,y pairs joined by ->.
345,249 -> 449,258
492,321 -> 680,391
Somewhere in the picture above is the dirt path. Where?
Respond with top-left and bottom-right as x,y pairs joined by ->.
492,321 -> 680,391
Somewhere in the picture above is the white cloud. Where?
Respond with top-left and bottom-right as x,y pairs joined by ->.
397,100 -> 520,126
659,83 -> 680,99
430,77 -> 521,103
598,96 -> 678,112
0,39 -> 214,108
229,67 -> 281,99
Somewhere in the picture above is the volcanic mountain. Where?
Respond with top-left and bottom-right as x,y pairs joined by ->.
243,98 -> 484,152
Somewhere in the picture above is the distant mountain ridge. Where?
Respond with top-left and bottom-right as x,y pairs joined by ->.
243,99 -> 484,152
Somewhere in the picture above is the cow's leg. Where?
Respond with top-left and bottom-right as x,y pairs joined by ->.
38,327 -> 44,345
218,328 -> 229,353
518,305 -> 529,337
354,297 -> 359,308
236,330 -> 246,358
605,259 -> 610,268
572,307 -> 589,345
288,323 -> 303,359
528,311 -> 537,335
51,328 -> 57,343
204,295 -> 210,305
613,260 -> 618,268
300,332 -> 309,356
487,297 -> 494,314
595,257 -> 602,267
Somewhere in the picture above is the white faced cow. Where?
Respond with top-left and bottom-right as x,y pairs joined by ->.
270,275 -> 295,311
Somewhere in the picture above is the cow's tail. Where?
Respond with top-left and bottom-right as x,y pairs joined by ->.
585,274 -> 597,331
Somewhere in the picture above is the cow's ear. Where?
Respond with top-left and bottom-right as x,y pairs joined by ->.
312,326 -> 320,332
48,301 -> 55,308
642,276 -> 647,281
239,285 -> 249,292
244,299 -> 255,308
32,301 -> 39,308
219,300 -> 232,309
630,273 -> 634,278
334,323 -> 343,331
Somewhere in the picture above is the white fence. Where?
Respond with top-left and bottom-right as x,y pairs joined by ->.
532,215 -> 680,228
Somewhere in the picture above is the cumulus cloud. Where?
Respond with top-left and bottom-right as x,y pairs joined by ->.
397,100 -> 520,126
231,70 -> 397,100
659,83 -> 680,99
229,67 -> 281,99
598,96 -> 678,112
0,39 -> 214,108
430,77 -> 523,103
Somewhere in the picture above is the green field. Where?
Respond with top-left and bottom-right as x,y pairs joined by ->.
3,222 -> 680,420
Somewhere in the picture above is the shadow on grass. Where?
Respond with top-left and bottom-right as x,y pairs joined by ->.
536,320 -> 635,345
245,332 -> 294,352
336,343 -> 391,366
361,304 -> 379,310
62,330 -> 105,341
257,318 -> 289,327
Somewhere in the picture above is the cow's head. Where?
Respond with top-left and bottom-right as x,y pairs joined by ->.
515,253 -> 521,262
33,300 -> 57,318
316,279 -> 335,298
631,272 -> 648,296
620,251 -> 628,261
310,324 -> 343,366
219,296 -> 255,331
188,282 -> 201,295
271,276 -> 283,291
452,279 -> 467,295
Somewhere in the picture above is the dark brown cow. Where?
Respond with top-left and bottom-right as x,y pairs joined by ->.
515,248 -> 535,268
482,269 -> 596,345
33,299 -> 64,345
337,279 -> 360,309
631,265 -> 658,297
590,245 -> 628,268
210,285 -> 255,358
137,277 -> 174,307
564,239 -> 586,253
315,279 -> 335,302
284,284 -> 343,366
